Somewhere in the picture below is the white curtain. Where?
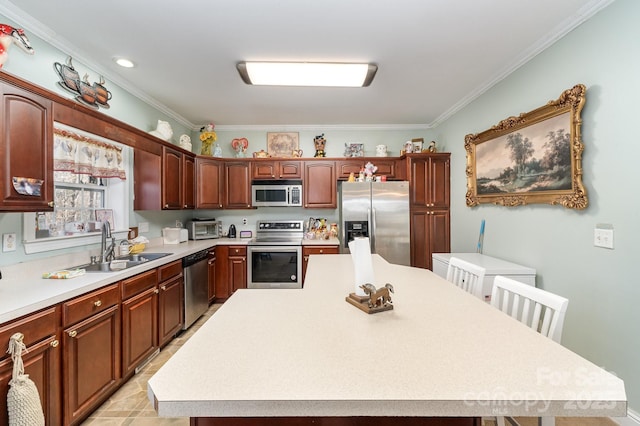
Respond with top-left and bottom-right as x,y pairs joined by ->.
53,128 -> 126,179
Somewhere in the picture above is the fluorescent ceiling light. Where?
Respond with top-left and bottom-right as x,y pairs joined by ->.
237,62 -> 377,87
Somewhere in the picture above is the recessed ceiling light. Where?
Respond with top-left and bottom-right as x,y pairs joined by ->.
114,57 -> 135,68
237,62 -> 377,87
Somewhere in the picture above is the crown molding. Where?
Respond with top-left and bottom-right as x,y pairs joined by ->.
214,123 -> 432,132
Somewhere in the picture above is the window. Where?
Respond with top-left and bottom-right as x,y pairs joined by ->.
23,124 -> 131,254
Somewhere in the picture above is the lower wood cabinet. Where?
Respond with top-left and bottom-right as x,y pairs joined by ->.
302,245 -> 339,284
158,261 -> 184,347
410,210 -> 450,270
207,248 -> 217,303
215,245 -> 247,299
62,284 -> 121,426
122,287 -> 158,379
0,307 -> 61,426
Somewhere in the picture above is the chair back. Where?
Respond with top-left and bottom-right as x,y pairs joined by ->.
446,257 -> 486,299
491,275 -> 569,343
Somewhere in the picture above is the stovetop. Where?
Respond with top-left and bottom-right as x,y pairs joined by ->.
251,219 -> 304,245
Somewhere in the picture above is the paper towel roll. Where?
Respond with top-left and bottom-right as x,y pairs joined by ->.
349,237 -> 374,296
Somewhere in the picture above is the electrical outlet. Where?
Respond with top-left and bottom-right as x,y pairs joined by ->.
176,220 -> 182,228
242,218 -> 248,225
594,225 -> 614,249
138,222 -> 149,233
2,233 -> 16,252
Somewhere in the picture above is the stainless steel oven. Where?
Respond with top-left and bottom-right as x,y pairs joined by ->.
247,245 -> 302,289
247,220 -> 304,289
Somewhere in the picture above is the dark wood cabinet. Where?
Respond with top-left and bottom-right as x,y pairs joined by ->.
252,160 -> 301,179
336,158 -> 400,180
303,161 -> 336,208
62,284 -> 121,426
133,148 -> 162,210
121,269 -> 159,379
224,162 -> 252,209
158,260 -> 184,347
0,307 -> 61,426
207,247 -> 217,303
196,157 -> 224,209
407,153 -> 451,270
162,146 -> 183,209
182,154 -> 196,209
302,245 -> 339,284
215,245 -> 247,299
0,82 -> 54,211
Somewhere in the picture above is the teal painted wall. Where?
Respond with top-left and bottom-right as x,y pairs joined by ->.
432,0 -> 639,412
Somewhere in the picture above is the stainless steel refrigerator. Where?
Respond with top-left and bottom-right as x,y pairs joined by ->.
339,181 -> 410,266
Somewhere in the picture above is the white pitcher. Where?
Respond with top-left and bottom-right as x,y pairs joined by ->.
375,144 -> 388,157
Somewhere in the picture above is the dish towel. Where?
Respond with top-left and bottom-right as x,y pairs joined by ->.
6,333 -> 45,426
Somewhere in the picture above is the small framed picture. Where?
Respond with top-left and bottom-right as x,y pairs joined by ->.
267,132 -> 299,157
95,209 -> 114,231
411,138 -> 424,153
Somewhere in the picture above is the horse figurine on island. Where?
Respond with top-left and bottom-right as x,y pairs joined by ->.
360,283 -> 394,308
0,24 -> 34,68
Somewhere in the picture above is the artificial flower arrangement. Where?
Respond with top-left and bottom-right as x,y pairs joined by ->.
199,123 -> 217,156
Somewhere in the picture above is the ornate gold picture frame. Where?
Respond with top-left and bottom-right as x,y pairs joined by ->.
465,84 -> 587,209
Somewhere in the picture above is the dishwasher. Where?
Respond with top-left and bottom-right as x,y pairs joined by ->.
182,249 -> 209,330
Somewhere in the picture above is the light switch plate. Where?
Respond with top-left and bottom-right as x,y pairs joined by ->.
594,224 -> 614,249
3,233 -> 17,252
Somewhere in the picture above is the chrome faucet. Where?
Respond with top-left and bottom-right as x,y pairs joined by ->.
100,221 -> 115,264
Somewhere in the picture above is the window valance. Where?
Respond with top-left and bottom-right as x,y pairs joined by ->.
53,128 -> 126,179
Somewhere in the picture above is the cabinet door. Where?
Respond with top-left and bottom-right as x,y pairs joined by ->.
228,246 -> 247,294
0,82 -> 54,211
336,160 -> 364,180
207,248 -> 217,303
63,305 -> 121,426
158,275 -> 184,347
162,146 -> 183,209
196,157 -> 223,209
183,154 -> 196,209
278,161 -> 301,178
122,287 -> 158,378
429,155 -> 450,209
134,149 -> 162,210
252,161 -> 278,179
410,210 -> 450,270
224,162 -> 252,209
410,154 -> 450,208
0,307 -> 61,425
303,161 -> 336,208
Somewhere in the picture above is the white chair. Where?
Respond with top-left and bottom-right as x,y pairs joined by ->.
445,257 -> 486,299
490,275 -> 570,426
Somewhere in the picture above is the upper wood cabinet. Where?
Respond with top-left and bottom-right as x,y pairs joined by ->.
196,157 -> 224,209
303,161 -> 336,208
224,161 -> 252,209
162,146 -> 183,209
0,82 -> 54,211
182,154 -> 196,209
133,148 -> 162,210
252,160 -> 301,180
336,158 -> 401,181
408,154 -> 451,209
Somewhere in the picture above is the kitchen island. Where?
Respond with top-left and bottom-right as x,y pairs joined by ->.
147,254 -> 626,425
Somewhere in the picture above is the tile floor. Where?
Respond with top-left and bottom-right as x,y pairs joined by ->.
81,303 -> 618,426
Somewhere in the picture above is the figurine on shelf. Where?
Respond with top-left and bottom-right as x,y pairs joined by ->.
149,120 -> 173,142
428,140 -> 437,152
0,24 -> 34,68
179,134 -> 192,151
231,138 -> 249,158
199,122 -> 217,156
313,133 -> 326,157
360,283 -> 394,308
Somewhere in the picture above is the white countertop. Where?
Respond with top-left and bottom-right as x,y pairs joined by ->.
0,238 -> 250,324
147,254 -> 626,419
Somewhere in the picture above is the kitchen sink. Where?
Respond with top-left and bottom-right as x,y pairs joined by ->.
69,252 -> 172,272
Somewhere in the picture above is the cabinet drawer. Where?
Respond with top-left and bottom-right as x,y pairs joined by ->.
229,246 -> 246,256
63,284 -> 120,327
303,246 -> 339,256
0,306 -> 59,361
158,260 -> 182,282
121,269 -> 158,300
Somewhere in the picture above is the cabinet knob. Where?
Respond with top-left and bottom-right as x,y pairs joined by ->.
47,201 -> 55,208
304,256 -> 309,262
319,249 -> 324,253
219,204 -> 223,208
154,288 -> 160,294
164,204 -> 169,208
184,204 -> 188,208
50,339 -> 59,348
161,285 -> 167,291
94,300 -> 102,307
68,330 -> 77,338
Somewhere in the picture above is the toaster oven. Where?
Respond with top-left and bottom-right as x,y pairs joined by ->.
186,220 -> 221,240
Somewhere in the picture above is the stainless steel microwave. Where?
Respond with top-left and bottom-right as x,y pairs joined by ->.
251,180 -> 302,207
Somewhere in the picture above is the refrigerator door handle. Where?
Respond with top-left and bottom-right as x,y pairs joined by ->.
369,207 -> 376,253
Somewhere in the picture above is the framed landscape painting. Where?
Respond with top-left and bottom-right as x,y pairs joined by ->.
465,84 -> 588,210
